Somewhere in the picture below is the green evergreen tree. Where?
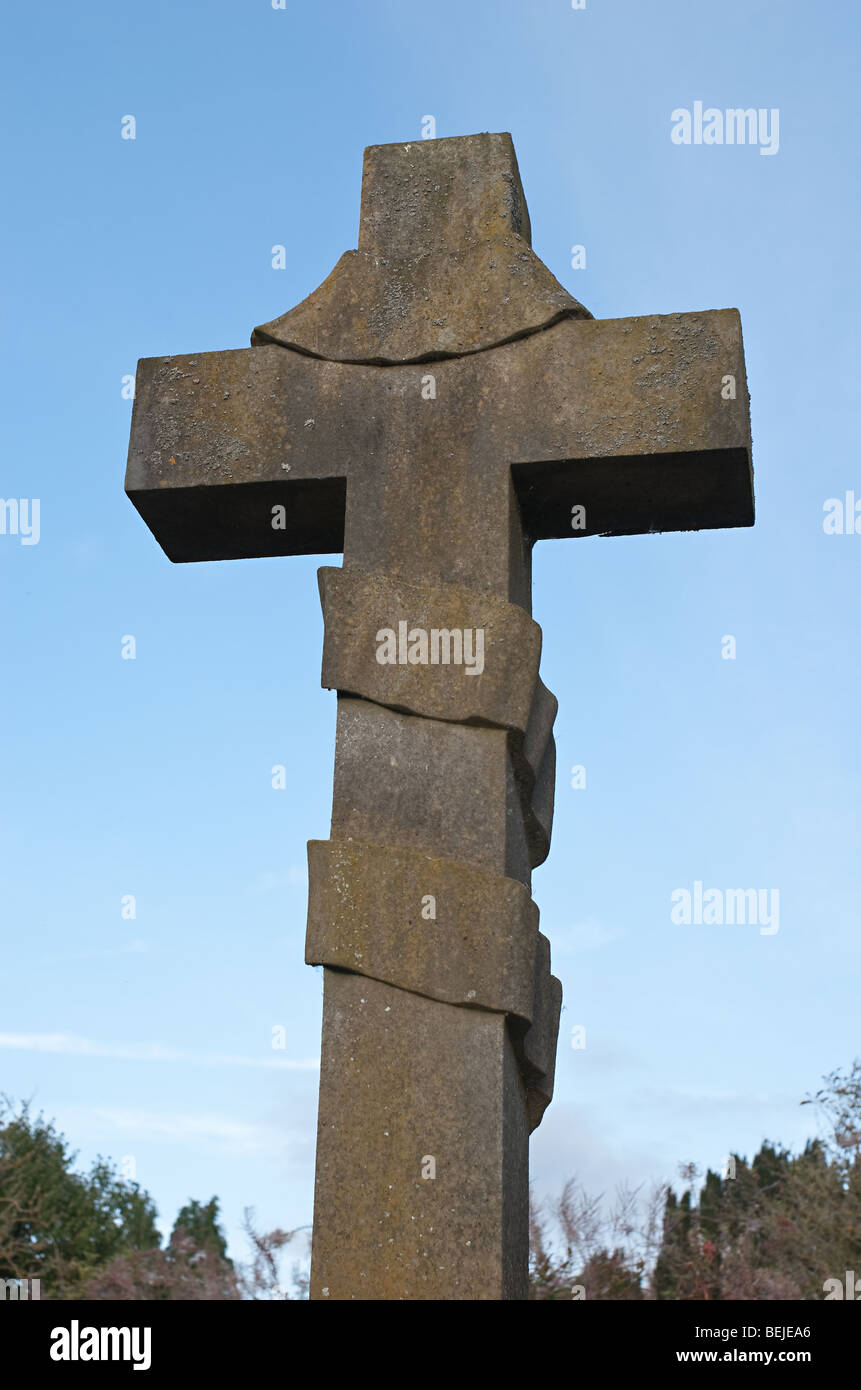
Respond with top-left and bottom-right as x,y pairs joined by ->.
0,1098 -> 160,1297
171,1197 -> 232,1265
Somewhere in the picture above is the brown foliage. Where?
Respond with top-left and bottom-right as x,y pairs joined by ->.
82,1232 -> 241,1301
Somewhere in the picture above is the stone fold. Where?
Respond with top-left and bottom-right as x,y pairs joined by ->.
252,239 -> 591,365
318,565 -> 542,733
306,838 -> 539,1021
305,835 -> 562,1133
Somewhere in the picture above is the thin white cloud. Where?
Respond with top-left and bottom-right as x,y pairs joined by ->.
89,1107 -> 274,1155
18,940 -> 151,967
639,1083 -> 798,1109
0,1033 -> 318,1071
551,920 -> 623,953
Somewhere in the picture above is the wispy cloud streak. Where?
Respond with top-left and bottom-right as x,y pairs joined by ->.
0,1033 -> 318,1071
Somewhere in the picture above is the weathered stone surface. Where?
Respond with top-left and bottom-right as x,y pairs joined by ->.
521,732 -> 556,867
522,678 -> 558,783
317,566 -> 541,732
508,309 -> 754,540
519,934 -> 563,1132
330,696 -> 532,887
252,133 -> 591,364
360,133 -> 535,257
251,238 -> 588,365
306,838 -> 539,1020
125,345 -> 354,562
310,970 -> 529,1300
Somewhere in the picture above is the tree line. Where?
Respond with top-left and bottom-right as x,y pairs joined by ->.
2,1061 -> 858,1299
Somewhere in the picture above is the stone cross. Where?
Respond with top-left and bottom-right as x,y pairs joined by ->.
125,132 -> 753,1300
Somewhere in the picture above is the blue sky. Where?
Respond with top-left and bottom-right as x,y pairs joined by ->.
1,0 -> 859,1268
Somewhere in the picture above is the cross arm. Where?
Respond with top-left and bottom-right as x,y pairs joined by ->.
489,308 -> 753,540
124,345 -> 380,562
